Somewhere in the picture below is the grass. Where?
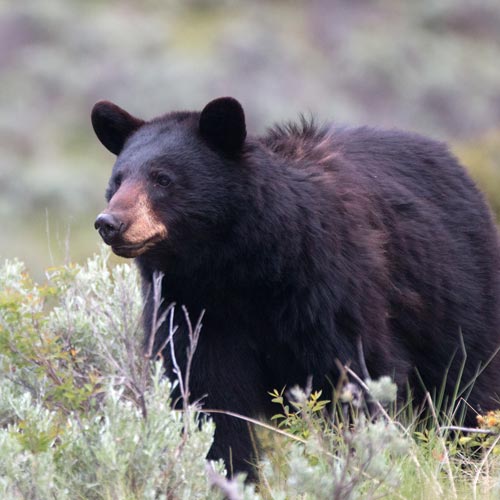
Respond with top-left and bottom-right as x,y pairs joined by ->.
0,249 -> 499,499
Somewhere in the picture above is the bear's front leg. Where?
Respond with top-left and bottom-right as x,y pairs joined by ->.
165,325 -> 267,481
207,410 -> 259,481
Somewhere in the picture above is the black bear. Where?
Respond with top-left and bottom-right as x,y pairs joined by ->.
92,97 -> 500,478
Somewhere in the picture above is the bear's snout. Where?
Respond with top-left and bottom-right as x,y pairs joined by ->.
94,212 -> 124,244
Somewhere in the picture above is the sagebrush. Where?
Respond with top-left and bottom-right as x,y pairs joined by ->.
1,250 -> 499,499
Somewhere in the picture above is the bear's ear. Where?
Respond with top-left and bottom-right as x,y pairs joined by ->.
199,97 -> 246,154
91,101 -> 144,155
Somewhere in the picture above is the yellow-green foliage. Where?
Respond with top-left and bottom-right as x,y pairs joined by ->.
459,411 -> 500,457
455,131 -> 500,221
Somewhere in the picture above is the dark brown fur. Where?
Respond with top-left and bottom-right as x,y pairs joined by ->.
93,97 -> 500,479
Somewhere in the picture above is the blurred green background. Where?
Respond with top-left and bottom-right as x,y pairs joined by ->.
1,0 -> 500,278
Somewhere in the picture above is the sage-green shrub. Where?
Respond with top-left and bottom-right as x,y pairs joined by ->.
1,250 -> 499,499
0,251 -> 226,499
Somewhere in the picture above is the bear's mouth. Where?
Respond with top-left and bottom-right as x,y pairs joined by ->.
111,235 -> 164,258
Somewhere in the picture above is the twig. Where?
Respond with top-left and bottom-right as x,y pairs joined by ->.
344,365 -> 409,436
167,307 -> 183,402
356,335 -> 371,381
181,305 -> 204,413
202,408 -> 307,444
439,426 -> 497,436
144,271 -> 173,359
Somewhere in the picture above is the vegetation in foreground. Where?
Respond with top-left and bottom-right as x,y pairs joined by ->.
0,249 -> 499,499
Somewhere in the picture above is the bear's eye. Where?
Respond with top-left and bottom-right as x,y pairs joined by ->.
114,174 -> 123,188
152,172 -> 172,188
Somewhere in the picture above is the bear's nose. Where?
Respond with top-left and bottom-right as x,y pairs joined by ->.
94,213 -> 124,243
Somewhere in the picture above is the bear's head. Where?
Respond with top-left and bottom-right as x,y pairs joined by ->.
92,97 -> 247,258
